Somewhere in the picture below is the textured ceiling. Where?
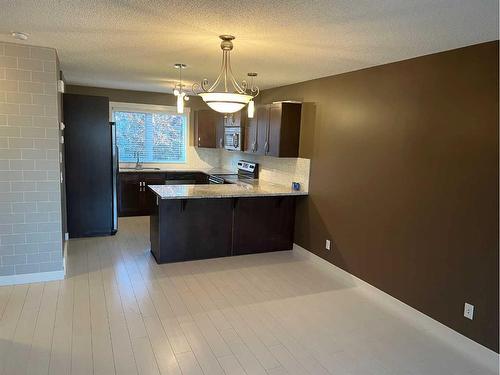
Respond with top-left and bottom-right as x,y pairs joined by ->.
0,0 -> 498,93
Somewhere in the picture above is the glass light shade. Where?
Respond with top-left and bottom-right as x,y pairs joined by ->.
199,92 -> 253,114
247,99 -> 255,118
177,94 -> 184,114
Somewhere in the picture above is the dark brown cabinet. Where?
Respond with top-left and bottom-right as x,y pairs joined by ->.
244,106 -> 268,154
118,173 -> 142,216
195,110 -> 247,149
195,109 -> 224,148
119,172 -> 211,216
151,198 -> 233,263
244,102 -> 302,157
232,196 -> 295,255
119,172 -> 165,216
150,195 -> 297,263
245,115 -> 258,153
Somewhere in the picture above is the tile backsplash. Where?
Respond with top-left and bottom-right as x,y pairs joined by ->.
119,147 -> 220,170
219,150 -> 310,192
123,147 -> 311,191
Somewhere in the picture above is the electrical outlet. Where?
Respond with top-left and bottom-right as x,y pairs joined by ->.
464,303 -> 474,320
325,239 -> 331,250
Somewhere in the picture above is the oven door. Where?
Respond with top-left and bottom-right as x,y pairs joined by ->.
224,128 -> 242,151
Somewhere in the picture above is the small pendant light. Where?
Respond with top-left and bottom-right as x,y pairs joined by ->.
173,63 -> 189,114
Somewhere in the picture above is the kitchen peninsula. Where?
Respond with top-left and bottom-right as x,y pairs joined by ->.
148,164 -> 307,264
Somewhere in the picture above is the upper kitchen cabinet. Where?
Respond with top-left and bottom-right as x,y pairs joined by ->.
195,109 -> 247,149
244,102 -> 302,157
194,109 -> 224,148
244,105 -> 270,155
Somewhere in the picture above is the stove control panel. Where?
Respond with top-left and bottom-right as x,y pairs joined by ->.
237,160 -> 258,179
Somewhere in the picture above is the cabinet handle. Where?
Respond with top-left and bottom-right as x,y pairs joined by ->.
264,141 -> 269,153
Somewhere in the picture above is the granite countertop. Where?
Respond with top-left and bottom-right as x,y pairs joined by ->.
119,167 -> 236,175
149,179 -> 308,200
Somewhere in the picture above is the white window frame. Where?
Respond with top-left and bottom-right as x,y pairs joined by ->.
110,102 -> 190,164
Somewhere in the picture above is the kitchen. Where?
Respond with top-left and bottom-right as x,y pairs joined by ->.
63,48 -> 310,262
0,2 -> 498,374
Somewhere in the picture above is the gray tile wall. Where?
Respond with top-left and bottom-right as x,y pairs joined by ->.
0,42 -> 63,277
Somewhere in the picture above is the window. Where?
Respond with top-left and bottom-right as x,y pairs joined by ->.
111,103 -> 188,163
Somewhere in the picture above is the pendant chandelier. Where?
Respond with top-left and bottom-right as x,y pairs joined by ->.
173,63 -> 189,114
193,35 -> 259,114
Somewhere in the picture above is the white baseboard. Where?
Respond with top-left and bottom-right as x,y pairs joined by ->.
63,239 -> 68,276
292,243 -> 499,372
0,269 -> 64,286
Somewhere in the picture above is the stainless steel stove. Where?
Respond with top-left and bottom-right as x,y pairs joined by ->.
208,160 -> 259,184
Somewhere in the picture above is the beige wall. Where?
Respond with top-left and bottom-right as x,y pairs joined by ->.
0,42 -> 63,278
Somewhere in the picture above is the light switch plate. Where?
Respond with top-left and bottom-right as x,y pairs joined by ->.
57,80 -> 65,93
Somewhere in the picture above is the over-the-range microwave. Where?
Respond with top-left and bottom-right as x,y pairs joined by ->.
224,127 -> 242,151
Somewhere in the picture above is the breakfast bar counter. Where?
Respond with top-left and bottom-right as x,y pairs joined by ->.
148,179 -> 307,200
148,181 -> 306,264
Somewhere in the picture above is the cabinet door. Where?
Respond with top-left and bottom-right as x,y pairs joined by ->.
155,198 -> 233,263
267,103 -> 283,157
118,173 -> 142,216
142,173 -> 165,215
195,110 -> 220,148
233,196 -> 295,255
245,116 -> 258,152
216,114 -> 225,148
278,103 -> 302,157
256,105 -> 269,155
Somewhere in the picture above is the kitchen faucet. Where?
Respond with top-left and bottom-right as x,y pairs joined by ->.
134,151 -> 142,170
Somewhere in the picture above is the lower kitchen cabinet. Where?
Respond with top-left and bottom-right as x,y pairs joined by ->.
233,196 -> 296,255
118,172 -> 165,216
150,195 -> 297,263
118,173 -> 142,216
119,171 -> 212,216
151,198 -> 233,263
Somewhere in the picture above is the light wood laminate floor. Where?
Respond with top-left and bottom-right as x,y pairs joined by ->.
0,217 -> 495,375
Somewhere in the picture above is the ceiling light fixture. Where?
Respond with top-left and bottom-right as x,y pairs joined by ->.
246,73 -> 257,118
173,63 -> 189,114
11,31 -> 29,41
193,35 -> 259,114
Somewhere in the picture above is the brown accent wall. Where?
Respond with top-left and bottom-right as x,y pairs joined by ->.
260,41 -> 499,352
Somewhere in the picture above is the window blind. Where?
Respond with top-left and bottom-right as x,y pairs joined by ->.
114,110 -> 187,163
